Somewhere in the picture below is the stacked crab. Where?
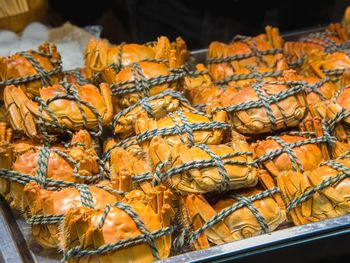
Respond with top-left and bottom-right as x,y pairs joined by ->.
2,9 -> 350,263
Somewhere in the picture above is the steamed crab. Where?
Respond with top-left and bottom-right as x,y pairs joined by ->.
252,135 -> 325,178
113,90 -> 195,139
208,26 -> 284,82
148,135 -> 258,193
0,43 -> 62,98
85,36 -> 189,76
179,171 -> 286,249
4,130 -> 100,210
277,158 -> 350,225
212,69 -> 307,134
284,23 -> 349,68
61,187 -> 174,263
133,110 -> 229,154
23,181 -> 118,248
4,82 -> 113,138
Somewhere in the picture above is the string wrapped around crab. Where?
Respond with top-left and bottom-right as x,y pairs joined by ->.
210,67 -> 308,135
85,36 -> 189,77
23,181 -> 120,249
112,90 -> 196,140
277,158 -> 350,226
178,170 -> 286,250
284,23 -> 350,69
147,132 -> 258,193
252,133 -> 331,178
0,130 -> 106,210
207,26 -> 285,83
0,42 -> 63,98
4,81 -> 113,138
60,187 -> 175,263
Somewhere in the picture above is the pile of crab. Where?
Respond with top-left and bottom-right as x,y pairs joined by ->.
2,7 -> 350,263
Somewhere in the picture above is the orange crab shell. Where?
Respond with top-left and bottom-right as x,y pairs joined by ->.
23,181 -> 118,248
252,135 -> 324,177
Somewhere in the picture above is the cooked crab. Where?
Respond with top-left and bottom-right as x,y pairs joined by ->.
113,90 -> 195,139
148,134 -> 258,193
23,181 -> 118,248
0,122 -> 13,197
252,135 -> 325,178
5,130 -> 100,210
208,26 -> 284,82
60,187 -> 174,263
4,82 -> 113,138
212,69 -> 307,134
133,109 -> 229,155
0,43 -> 62,98
277,158 -> 350,225
180,183 -> 285,249
85,36 -> 189,76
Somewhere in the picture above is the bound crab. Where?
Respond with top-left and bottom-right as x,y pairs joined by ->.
60,187 -> 175,263
277,158 -> 350,225
0,42 -> 62,98
211,68 -> 307,135
0,130 -> 101,210
4,81 -> 113,138
131,109 -> 229,153
113,90 -> 195,139
252,134 -> 328,178
207,26 -> 284,82
23,181 -> 118,248
284,23 -> 350,69
179,170 -> 286,250
148,133 -> 258,193
85,36 -> 189,77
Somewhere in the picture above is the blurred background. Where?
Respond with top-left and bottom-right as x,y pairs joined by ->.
47,0 -> 350,49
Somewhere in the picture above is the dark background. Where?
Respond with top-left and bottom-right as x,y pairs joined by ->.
48,0 -> 350,49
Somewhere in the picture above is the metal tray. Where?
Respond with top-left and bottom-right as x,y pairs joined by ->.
3,25 -> 349,263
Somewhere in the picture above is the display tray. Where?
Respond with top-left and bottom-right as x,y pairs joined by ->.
2,25 -> 349,263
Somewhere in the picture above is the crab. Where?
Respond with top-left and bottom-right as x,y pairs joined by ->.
213,69 -> 307,135
60,186 -> 175,263
148,133 -> 258,193
133,109 -> 229,154
302,51 -> 350,87
208,26 -> 284,82
179,170 -> 286,249
5,130 -> 100,210
23,181 -> 118,248
183,64 -> 224,111
113,90 -> 195,139
252,135 -> 325,178
85,36 -> 189,76
277,158 -> 350,225
0,43 -> 62,98
108,146 -> 155,194
102,60 -> 183,111
0,122 -> 13,197
4,82 -> 113,138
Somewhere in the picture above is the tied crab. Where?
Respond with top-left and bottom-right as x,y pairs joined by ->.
284,23 -> 350,69
277,158 -> 350,225
85,36 -> 189,77
179,171 -> 286,250
208,26 -> 284,82
2,130 -> 100,210
23,181 -> 118,249
0,43 -> 62,98
252,134 -> 326,178
133,110 -> 229,153
60,187 -> 175,263
4,81 -> 113,138
113,90 -> 195,139
148,134 -> 258,193
212,69 -> 307,135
